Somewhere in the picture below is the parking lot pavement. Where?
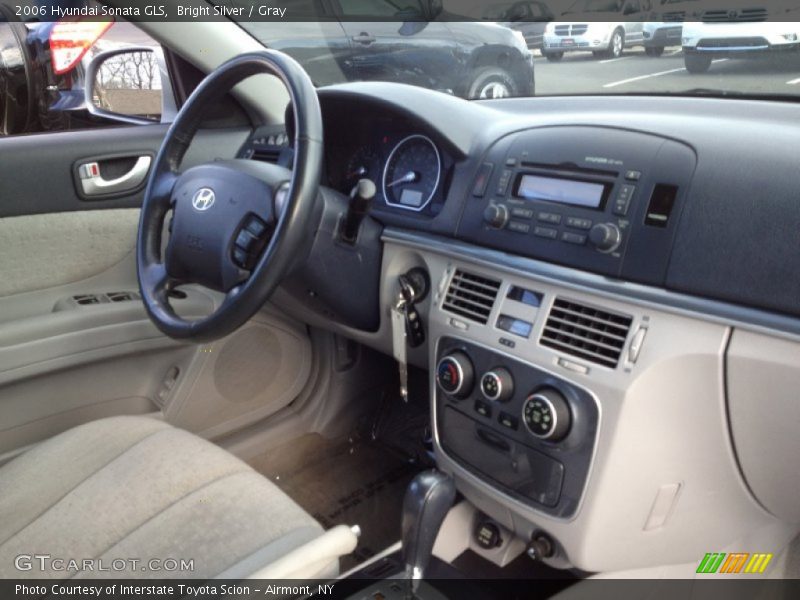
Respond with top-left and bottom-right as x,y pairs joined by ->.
534,48 -> 800,96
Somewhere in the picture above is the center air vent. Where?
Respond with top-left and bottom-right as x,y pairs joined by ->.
442,269 -> 501,325
540,298 -> 632,368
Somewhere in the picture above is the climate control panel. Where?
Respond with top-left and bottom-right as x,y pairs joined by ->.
435,338 -> 599,518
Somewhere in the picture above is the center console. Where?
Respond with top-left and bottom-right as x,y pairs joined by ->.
435,338 -> 598,519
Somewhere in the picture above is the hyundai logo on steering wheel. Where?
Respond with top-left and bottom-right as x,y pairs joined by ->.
192,188 -> 216,211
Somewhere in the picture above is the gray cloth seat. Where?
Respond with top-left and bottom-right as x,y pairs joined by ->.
0,416 -> 349,579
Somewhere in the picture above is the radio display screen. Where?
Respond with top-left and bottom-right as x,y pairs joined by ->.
515,174 -> 608,210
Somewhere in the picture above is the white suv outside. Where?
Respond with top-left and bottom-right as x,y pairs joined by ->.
540,0 -> 651,61
682,14 -> 800,73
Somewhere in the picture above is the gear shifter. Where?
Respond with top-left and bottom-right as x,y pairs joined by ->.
401,470 -> 456,598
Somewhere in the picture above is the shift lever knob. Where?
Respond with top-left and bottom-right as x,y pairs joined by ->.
401,470 -> 456,595
341,178 -> 376,244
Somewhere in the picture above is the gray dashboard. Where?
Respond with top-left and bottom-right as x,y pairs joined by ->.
316,83 -> 800,323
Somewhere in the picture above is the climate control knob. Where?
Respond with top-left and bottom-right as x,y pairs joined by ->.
436,352 -> 474,398
588,223 -> 621,253
480,368 -> 514,402
483,204 -> 509,229
522,389 -> 571,441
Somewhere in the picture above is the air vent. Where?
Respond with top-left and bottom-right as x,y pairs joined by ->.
442,269 -> 501,325
250,147 -> 282,164
540,298 -> 632,368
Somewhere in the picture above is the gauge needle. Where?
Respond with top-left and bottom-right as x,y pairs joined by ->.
387,171 -> 418,188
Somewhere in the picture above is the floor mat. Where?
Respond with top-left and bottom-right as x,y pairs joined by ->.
247,433 -> 419,571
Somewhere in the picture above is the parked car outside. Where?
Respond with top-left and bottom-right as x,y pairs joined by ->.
541,0 -> 650,60
481,0 -> 556,49
245,17 -> 536,99
682,16 -> 800,73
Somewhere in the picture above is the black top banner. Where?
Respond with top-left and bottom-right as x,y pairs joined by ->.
4,0 -> 800,22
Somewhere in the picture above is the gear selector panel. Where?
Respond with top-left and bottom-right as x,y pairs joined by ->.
435,337 -> 599,518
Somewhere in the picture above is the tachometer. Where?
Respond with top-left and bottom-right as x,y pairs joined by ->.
382,135 -> 441,211
344,146 -> 381,191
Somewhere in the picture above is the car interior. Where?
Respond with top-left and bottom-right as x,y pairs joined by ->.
1,5 -> 800,598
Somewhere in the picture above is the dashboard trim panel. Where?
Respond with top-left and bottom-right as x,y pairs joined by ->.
383,228 -> 800,342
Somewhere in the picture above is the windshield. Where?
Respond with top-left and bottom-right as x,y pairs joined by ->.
565,0 -> 623,13
232,1 -> 800,101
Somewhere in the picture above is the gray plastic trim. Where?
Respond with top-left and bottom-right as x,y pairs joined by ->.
383,228 -> 800,342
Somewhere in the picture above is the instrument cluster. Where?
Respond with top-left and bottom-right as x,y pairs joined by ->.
326,118 -> 450,216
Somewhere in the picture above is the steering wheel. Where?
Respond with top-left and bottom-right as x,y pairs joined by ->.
137,51 -> 322,343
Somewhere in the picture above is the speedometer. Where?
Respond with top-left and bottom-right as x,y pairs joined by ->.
382,135 -> 441,211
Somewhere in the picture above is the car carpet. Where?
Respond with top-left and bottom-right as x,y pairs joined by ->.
247,432 -> 419,571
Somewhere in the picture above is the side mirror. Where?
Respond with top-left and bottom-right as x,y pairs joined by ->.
85,46 -> 175,125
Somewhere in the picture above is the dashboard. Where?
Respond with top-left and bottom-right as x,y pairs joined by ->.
262,83 -> 800,574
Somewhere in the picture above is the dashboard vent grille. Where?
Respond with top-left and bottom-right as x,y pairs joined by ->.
541,298 -> 632,368
442,270 -> 501,325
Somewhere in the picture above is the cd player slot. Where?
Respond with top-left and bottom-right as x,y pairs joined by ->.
519,161 -> 619,181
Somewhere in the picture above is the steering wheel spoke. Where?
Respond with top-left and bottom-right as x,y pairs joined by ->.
142,263 -> 182,305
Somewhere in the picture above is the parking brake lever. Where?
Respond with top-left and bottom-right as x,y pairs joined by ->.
340,178 -> 376,244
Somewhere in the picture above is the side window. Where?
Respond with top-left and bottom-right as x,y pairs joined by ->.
0,15 -> 168,137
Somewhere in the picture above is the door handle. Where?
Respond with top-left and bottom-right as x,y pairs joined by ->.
78,156 -> 152,197
352,32 -> 376,45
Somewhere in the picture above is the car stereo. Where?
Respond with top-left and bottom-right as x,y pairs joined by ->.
457,126 -> 696,285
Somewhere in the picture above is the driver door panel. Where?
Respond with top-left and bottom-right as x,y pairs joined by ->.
0,124 -> 309,460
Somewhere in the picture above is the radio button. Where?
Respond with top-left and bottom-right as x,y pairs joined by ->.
496,169 -> 513,196
618,184 -> 636,200
561,232 -> 587,245
534,226 -> 558,239
484,204 -> 510,229
537,212 -> 562,224
508,221 -> 531,234
566,217 -> 592,230
613,196 -> 632,216
589,223 -> 622,253
510,207 -> 534,219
